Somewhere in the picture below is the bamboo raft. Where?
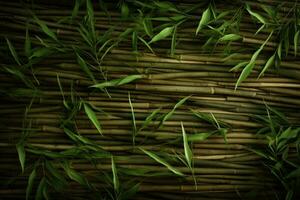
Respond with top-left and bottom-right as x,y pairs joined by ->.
0,0 -> 300,199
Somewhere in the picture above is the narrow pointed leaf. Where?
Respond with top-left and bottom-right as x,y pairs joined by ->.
122,182 -> 140,199
86,0 -> 94,21
6,38 -> 21,66
140,148 -> 184,176
235,62 -> 255,89
35,177 -> 46,200
132,31 -> 137,51
286,167 -> 300,178
154,1 -> 178,12
84,103 -> 102,135
16,142 -> 25,173
149,27 -> 174,44
26,168 -> 37,200
139,108 -> 161,131
30,47 -> 51,59
230,61 -> 248,72
33,16 -> 57,41
111,156 -> 119,193
121,3 -> 129,18
138,36 -> 154,54
128,92 -> 136,145
91,75 -> 143,89
219,34 -> 241,42
143,18 -> 153,37
181,122 -> 192,168
159,96 -> 190,128
246,5 -> 266,24
196,8 -> 211,35
188,132 -> 212,142
62,162 -> 87,186
258,54 -> 275,78
45,161 -> 67,186
71,0 -> 81,20
235,32 -> 273,88
76,53 -> 96,83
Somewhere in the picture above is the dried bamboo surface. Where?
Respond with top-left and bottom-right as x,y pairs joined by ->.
0,0 -> 300,200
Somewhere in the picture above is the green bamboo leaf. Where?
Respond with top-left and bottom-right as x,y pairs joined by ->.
196,7 -> 211,35
151,15 -> 185,22
33,16 -> 57,41
76,53 -> 96,83
230,61 -> 248,72
286,167 -> 300,178
158,96 -> 190,128
138,36 -> 154,54
91,74 -> 143,89
121,3 -> 129,18
128,92 -> 136,145
285,190 -> 294,200
132,31 -> 138,52
191,110 -> 216,127
56,75 -> 70,109
121,182 -> 140,199
246,4 -> 266,24
45,161 -> 67,187
6,38 -> 21,66
42,183 -> 49,200
35,177 -> 46,200
62,162 -> 87,186
153,1 -> 178,12
16,142 -> 25,173
27,148 -> 63,159
98,38 -> 113,55
261,5 -> 275,19
294,30 -> 299,56
71,0 -> 81,20
258,54 -> 275,78
86,0 -> 94,23
140,148 -> 184,176
181,122 -> 192,168
78,25 -> 92,47
266,104 -> 289,124
188,132 -> 212,142
235,62 -> 255,89
279,127 -> 292,140
63,127 -> 83,143
249,148 -> 271,160
277,42 -> 282,60
100,41 -> 118,62
86,2 -> 96,41
143,18 -> 153,37
25,27 -> 31,58
255,24 -> 265,35
4,66 -> 34,88
235,30 -> 273,88
149,26 -> 174,44
139,108 -> 161,131
84,103 -> 102,135
219,34 -> 241,42
30,47 -> 51,59
26,168 -> 37,200
111,156 -> 119,193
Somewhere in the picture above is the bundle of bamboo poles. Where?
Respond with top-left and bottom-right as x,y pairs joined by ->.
0,0 -> 300,200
